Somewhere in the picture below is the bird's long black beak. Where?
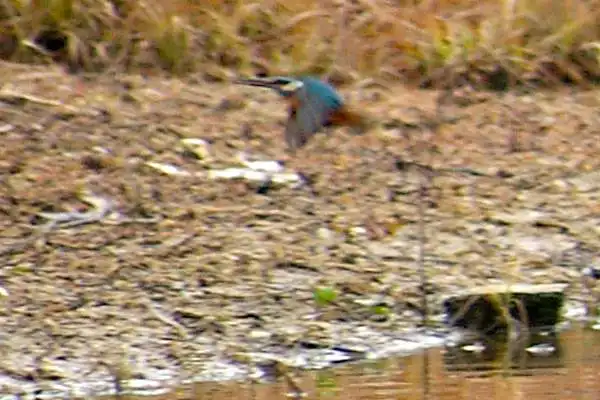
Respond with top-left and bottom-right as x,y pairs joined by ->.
234,77 -> 279,89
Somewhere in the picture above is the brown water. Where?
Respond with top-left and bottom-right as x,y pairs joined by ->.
108,327 -> 600,400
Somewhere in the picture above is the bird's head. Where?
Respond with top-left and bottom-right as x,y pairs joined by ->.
234,76 -> 304,98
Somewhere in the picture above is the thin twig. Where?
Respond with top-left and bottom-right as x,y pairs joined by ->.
0,89 -> 98,117
141,297 -> 189,339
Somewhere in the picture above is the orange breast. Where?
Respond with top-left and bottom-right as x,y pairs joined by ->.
286,96 -> 301,109
329,107 -> 364,126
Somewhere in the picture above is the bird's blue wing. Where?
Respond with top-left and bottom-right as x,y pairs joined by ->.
284,107 -> 306,150
284,79 -> 343,150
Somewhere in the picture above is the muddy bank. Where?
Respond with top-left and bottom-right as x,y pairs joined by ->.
0,63 -> 598,395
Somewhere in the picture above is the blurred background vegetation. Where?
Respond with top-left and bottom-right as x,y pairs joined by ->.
1,0 -> 600,87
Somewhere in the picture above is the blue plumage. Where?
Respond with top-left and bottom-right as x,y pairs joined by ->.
235,76 -> 348,150
296,77 -> 343,109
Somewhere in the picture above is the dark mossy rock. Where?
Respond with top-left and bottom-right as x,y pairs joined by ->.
443,284 -> 567,335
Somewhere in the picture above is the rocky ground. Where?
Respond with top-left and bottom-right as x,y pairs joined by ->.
1,62 -> 599,396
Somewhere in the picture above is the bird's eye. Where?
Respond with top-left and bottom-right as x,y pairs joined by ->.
273,78 -> 292,85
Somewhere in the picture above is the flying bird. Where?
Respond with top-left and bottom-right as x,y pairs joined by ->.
235,76 -> 369,151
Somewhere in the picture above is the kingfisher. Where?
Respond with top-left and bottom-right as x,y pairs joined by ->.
235,76 -> 369,151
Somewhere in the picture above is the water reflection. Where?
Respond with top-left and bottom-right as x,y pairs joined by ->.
444,330 -> 563,372
112,327 -> 600,400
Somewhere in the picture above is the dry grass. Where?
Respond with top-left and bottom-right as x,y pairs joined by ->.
1,0 -> 600,84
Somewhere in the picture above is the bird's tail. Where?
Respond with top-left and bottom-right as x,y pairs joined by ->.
332,107 -> 375,135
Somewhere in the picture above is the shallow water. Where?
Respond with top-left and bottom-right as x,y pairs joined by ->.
94,326 -> 600,400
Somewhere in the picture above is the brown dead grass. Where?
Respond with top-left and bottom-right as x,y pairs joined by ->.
1,0 -> 600,86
